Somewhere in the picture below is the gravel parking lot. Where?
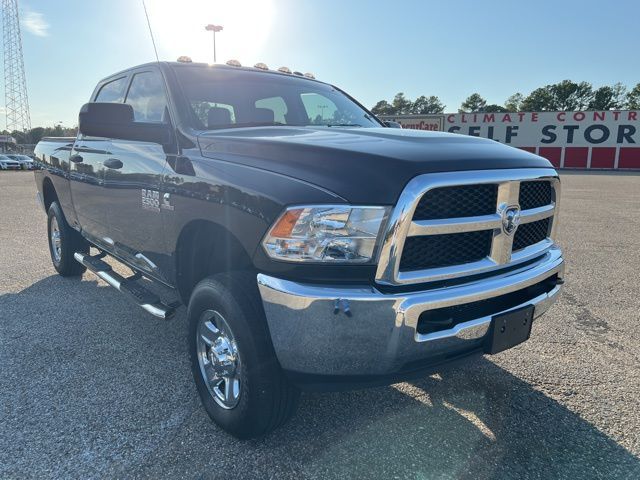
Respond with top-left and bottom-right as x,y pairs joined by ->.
1,170 -> 639,479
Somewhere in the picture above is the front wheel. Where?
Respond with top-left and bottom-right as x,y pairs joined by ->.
188,272 -> 300,439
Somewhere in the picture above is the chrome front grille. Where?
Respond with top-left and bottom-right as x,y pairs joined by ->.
375,168 -> 560,286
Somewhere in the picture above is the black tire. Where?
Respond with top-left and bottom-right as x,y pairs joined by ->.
188,272 -> 300,439
47,201 -> 89,276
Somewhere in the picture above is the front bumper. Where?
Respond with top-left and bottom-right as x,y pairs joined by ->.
257,247 -> 564,384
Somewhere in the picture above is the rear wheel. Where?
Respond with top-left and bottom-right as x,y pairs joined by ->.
188,272 -> 300,438
47,202 -> 88,276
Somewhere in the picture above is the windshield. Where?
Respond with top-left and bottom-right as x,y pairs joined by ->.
173,66 -> 381,130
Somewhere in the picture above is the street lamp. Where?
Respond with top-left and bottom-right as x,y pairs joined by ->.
205,24 -> 223,63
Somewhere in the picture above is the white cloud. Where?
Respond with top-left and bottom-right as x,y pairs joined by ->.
21,10 -> 49,37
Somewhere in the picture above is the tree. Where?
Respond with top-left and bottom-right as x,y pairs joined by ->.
484,104 -> 509,113
588,83 -> 627,110
371,100 -> 396,116
521,86 -> 554,111
627,83 -> 640,109
410,95 -> 445,114
29,127 -> 46,144
459,93 -> 487,113
522,80 -> 594,111
392,92 -> 413,115
504,93 -> 524,112
551,80 -> 593,110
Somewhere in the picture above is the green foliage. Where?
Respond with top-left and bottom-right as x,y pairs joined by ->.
371,100 -> 395,116
627,83 -> 640,110
371,93 -> 445,116
588,83 -> 627,110
372,81 -> 639,116
1,125 -> 77,144
521,80 -> 594,111
504,93 -> 524,112
392,93 -> 413,115
484,104 -> 509,113
459,93 -> 487,113
411,95 -> 445,114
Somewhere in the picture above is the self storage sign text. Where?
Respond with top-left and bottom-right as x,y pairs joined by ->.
446,111 -> 639,147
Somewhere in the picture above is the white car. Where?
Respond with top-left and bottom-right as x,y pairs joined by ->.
0,155 -> 22,170
6,154 -> 35,170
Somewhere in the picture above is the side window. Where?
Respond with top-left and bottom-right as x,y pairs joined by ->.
125,71 -> 169,123
95,77 -> 127,103
255,96 -> 287,124
301,93 -> 339,124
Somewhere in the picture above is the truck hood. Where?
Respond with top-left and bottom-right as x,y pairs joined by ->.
198,127 -> 552,204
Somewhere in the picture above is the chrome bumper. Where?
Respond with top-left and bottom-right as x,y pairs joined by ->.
257,247 -> 564,377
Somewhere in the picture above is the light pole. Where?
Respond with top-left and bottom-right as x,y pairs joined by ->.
318,105 -> 328,120
205,24 -> 223,63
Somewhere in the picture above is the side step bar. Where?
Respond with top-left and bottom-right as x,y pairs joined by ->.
74,252 -> 176,320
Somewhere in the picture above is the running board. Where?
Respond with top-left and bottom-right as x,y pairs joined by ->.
74,252 -> 176,320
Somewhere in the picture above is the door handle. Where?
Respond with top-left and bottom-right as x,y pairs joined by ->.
104,158 -> 123,169
69,155 -> 83,163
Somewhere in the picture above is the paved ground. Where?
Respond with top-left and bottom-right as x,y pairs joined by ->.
1,170 -> 639,479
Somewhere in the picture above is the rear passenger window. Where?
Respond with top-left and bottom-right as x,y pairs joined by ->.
125,71 -> 169,123
95,77 -> 127,103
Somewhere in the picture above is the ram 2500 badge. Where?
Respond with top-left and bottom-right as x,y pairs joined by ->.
34,59 -> 564,438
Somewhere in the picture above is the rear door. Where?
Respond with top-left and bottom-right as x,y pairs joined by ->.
68,75 -> 129,244
104,67 -> 174,279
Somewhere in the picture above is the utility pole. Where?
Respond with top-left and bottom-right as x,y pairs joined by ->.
204,24 -> 223,63
2,0 -> 31,138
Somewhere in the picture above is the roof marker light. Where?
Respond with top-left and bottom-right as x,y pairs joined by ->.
177,56 -> 193,63
226,59 -> 242,67
304,72 -> 315,79
254,62 -> 269,70
293,71 -> 304,76
277,66 -> 291,74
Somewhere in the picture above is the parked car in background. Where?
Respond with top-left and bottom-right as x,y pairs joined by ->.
6,154 -> 35,169
0,155 -> 21,170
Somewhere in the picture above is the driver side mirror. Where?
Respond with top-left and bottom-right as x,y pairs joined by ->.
78,102 -> 172,145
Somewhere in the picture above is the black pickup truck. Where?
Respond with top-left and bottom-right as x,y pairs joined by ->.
34,59 -> 564,438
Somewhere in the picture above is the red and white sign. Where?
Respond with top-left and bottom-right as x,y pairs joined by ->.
383,114 -> 443,132
446,111 -> 640,169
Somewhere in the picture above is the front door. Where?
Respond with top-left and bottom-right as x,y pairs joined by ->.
104,68 -> 173,280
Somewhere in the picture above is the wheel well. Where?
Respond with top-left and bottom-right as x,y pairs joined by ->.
175,220 -> 254,303
42,177 -> 58,212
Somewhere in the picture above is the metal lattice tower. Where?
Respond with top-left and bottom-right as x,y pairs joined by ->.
2,0 -> 31,133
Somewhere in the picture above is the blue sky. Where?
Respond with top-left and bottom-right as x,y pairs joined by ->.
11,0 -> 640,128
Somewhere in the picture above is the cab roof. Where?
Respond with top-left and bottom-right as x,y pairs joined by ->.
100,61 -> 326,87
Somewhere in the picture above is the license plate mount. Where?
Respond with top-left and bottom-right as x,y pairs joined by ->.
485,305 -> 534,354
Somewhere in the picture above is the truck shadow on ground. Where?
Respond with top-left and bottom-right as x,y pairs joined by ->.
1,275 -> 639,479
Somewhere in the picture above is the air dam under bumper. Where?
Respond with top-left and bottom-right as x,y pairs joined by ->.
257,247 -> 564,381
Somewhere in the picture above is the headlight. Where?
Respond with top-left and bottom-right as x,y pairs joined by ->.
262,205 -> 389,263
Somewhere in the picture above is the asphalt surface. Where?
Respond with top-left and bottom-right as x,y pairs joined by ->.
1,170 -> 639,479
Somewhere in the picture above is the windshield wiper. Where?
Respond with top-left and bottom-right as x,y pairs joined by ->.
323,123 -> 363,127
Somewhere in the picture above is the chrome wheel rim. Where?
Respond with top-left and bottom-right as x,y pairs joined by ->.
196,310 -> 241,409
50,217 -> 62,262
